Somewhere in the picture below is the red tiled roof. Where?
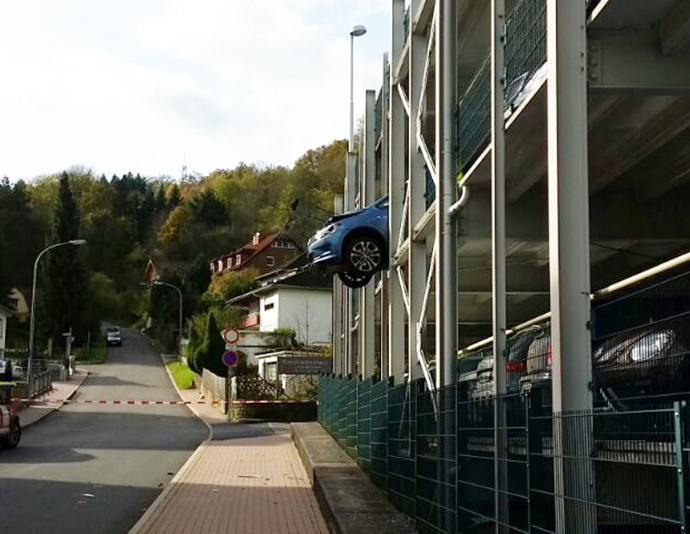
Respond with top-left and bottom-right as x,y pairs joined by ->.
211,231 -> 298,268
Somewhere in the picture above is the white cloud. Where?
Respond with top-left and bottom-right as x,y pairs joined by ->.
0,1 -> 390,181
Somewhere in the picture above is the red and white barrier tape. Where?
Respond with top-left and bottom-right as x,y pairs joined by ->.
21,399 -> 226,406
20,398 -> 314,406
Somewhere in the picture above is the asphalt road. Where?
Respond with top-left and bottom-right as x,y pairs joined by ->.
0,329 -> 208,534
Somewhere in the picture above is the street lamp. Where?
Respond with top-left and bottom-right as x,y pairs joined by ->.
349,24 -> 367,152
152,281 -> 183,358
28,239 -> 87,392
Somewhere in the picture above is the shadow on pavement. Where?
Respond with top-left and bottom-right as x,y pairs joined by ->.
0,477 -> 162,534
210,422 -> 279,441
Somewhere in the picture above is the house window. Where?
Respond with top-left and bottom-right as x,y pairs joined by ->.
217,260 -> 223,271
266,255 -> 275,267
227,257 -> 232,268
236,254 -> 241,265
264,302 -> 275,311
265,362 -> 278,382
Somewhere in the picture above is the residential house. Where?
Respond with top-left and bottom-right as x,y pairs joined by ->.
210,231 -> 300,277
227,258 -> 333,366
0,301 -> 15,359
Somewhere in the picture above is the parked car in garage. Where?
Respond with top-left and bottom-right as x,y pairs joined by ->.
308,196 -> 389,288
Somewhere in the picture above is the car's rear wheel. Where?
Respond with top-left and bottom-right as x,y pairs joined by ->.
344,233 -> 385,275
338,270 -> 372,288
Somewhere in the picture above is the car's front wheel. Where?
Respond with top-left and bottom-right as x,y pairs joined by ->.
2,419 -> 21,449
338,270 -> 372,289
344,233 -> 385,275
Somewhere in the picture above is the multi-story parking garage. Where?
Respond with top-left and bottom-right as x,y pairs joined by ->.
320,0 -> 690,532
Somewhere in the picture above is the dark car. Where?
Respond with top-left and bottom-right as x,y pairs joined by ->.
308,196 -> 389,288
105,327 -> 122,347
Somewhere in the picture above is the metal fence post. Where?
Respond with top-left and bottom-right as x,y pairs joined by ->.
675,401 -> 687,532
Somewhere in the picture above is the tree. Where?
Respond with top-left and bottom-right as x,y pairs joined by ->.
0,236 -> 11,305
198,311 -> 227,377
204,267 -> 259,303
39,173 -> 90,346
167,184 -> 182,209
189,189 -> 227,226
186,324 -> 202,374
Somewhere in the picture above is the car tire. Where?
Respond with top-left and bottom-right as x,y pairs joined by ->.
338,270 -> 373,288
2,419 -> 21,449
344,233 -> 385,275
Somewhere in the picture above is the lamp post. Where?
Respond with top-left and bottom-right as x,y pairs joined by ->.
28,239 -> 86,393
152,281 -> 183,358
350,24 -> 367,151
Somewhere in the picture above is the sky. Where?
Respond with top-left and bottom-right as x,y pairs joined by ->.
0,1 -> 391,182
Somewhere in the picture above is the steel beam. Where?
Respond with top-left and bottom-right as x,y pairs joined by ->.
345,152 -> 358,375
548,1 -> 595,532
388,0 -> 407,384
408,0 -> 428,382
589,30 -> 690,93
435,0 -> 457,389
360,90 -> 377,378
332,194 -> 344,375
380,56 -> 391,379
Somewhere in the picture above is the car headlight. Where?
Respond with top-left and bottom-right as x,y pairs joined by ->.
314,224 -> 336,241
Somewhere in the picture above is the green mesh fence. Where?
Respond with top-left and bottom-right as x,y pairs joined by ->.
388,381 -> 417,517
318,376 -> 688,534
357,378 -> 372,473
371,378 -> 390,490
345,378 -> 358,460
416,382 -> 457,534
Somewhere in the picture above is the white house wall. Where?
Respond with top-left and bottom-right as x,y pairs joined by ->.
260,288 -> 332,345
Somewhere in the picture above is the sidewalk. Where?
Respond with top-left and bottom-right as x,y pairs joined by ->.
131,360 -> 329,534
19,368 -> 89,428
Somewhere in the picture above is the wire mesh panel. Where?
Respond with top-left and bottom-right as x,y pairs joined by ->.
371,378 -> 390,490
531,404 -> 686,534
416,381 -> 457,534
345,378 -> 359,459
358,378 -> 372,473
318,374 -> 328,428
335,376 -> 350,448
592,270 -> 690,401
456,58 -> 491,174
457,395 -> 497,532
388,381 -> 417,516
504,0 -> 547,109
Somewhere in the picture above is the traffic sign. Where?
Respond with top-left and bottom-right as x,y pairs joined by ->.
222,350 -> 239,367
221,328 -> 240,344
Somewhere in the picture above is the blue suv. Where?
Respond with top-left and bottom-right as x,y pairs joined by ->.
308,195 -> 389,287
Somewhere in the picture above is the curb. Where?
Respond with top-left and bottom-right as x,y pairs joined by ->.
22,369 -> 90,430
128,351 -> 213,534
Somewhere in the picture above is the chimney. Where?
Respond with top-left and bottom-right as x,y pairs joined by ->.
252,232 -> 262,246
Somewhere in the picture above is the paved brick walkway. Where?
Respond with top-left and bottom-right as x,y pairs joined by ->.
132,431 -> 328,534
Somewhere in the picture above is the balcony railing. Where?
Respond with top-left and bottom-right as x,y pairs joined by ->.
456,0 -> 547,173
